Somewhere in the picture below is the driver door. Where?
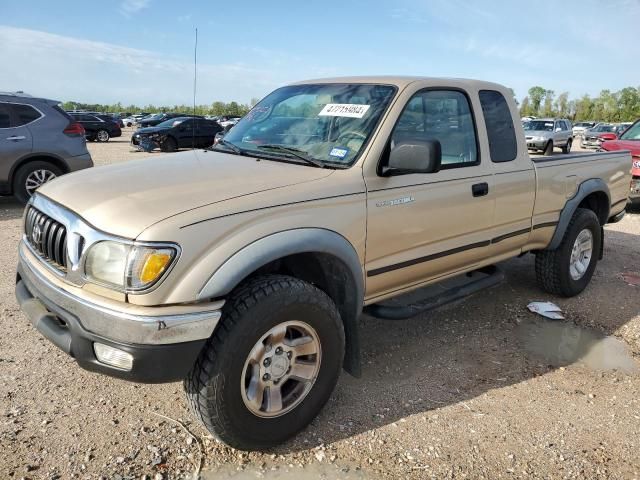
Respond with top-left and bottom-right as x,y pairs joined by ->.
364,88 -> 495,300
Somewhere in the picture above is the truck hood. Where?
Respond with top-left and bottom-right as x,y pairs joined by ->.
37,150 -> 334,239
601,139 -> 640,156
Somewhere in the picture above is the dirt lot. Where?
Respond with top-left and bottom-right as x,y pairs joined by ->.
1,130 -> 639,479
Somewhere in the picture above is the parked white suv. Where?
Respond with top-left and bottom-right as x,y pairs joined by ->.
572,121 -> 596,138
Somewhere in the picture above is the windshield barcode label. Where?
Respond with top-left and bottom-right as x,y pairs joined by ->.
319,103 -> 370,118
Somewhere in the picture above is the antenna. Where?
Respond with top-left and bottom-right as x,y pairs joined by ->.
192,27 -> 198,150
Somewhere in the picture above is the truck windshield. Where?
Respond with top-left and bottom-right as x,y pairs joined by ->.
524,121 -> 554,131
221,83 -> 397,167
620,122 -> 640,140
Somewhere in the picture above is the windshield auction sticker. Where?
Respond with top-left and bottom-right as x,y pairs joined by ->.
319,104 -> 370,118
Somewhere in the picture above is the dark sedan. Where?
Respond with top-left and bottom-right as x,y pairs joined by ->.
68,113 -> 122,142
131,117 -> 222,152
137,112 -> 186,128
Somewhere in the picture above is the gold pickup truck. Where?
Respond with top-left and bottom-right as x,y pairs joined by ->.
16,77 -> 631,450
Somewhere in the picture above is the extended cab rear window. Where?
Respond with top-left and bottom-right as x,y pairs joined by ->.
479,90 -> 517,162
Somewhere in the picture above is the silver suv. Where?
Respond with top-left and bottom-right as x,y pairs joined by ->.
0,92 -> 93,203
523,118 -> 573,155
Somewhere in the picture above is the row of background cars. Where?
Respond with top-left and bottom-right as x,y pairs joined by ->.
64,110 -> 242,152
1,89 -> 637,207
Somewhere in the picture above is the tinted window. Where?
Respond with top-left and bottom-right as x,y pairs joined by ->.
11,104 -> 42,126
0,103 -> 10,128
391,90 -> 478,168
478,90 -> 517,162
621,121 -> 640,140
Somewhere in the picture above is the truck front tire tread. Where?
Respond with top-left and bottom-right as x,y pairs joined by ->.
183,274 -> 344,450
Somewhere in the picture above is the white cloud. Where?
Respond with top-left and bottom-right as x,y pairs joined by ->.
0,26 -> 292,105
119,0 -> 152,17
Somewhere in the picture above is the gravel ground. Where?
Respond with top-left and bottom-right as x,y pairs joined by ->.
1,130 -> 639,479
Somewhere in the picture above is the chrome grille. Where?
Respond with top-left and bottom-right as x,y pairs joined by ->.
24,206 -> 68,272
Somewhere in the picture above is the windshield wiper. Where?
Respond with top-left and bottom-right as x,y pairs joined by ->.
213,138 -> 242,154
257,144 -> 325,168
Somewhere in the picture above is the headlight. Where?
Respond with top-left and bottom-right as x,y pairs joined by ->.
84,241 -> 178,291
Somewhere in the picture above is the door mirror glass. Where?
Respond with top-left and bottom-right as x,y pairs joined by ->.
555,127 -> 562,132
383,140 -> 442,176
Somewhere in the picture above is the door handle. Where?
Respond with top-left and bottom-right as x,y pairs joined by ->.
472,182 -> 489,197
6,135 -> 26,141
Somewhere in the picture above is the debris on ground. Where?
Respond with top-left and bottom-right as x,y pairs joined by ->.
527,301 -> 565,320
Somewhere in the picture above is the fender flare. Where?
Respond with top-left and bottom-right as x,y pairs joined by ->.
197,228 -> 363,301
197,228 -> 365,376
548,178 -> 610,250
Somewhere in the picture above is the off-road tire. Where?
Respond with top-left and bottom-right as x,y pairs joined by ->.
543,140 -> 554,156
535,208 -> 601,297
562,139 -> 572,154
13,161 -> 62,204
160,136 -> 178,152
183,275 -> 345,450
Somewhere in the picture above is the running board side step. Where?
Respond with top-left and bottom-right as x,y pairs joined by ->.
363,266 -> 504,320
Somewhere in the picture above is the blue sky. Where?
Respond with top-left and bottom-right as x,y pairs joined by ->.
1,0 -> 639,106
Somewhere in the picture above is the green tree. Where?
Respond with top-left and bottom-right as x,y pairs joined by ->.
528,86 -> 546,116
617,87 -> 640,120
542,90 -> 555,117
554,92 -> 569,118
519,96 -> 532,117
574,94 -> 594,121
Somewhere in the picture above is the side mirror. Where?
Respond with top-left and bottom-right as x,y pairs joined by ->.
382,140 -> 442,176
555,127 -> 562,132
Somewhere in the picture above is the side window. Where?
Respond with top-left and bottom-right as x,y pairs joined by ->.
0,103 -> 11,128
11,104 -> 42,126
478,90 -> 517,163
391,90 -> 478,168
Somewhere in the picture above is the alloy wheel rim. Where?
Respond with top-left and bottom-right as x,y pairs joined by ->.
25,170 -> 57,196
97,131 -> 108,141
569,228 -> 593,280
241,320 -> 322,418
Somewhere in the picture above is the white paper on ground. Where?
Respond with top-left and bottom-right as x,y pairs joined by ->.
527,301 -> 565,320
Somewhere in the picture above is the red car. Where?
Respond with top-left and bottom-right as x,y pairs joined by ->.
600,119 -> 640,206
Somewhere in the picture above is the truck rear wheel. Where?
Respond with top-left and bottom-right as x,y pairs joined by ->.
535,208 -> 601,297
183,275 -> 345,450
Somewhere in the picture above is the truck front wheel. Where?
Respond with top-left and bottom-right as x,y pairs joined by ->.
535,208 -> 601,297
184,275 -> 345,450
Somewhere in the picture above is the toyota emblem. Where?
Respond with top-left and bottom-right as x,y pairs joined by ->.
32,224 -> 42,244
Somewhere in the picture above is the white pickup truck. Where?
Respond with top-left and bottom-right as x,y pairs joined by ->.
16,77 -> 631,450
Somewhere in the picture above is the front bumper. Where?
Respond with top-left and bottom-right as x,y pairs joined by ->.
526,139 -> 547,149
581,138 -> 601,148
16,249 -> 222,383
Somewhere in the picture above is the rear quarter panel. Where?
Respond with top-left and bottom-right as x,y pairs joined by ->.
527,151 -> 631,249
